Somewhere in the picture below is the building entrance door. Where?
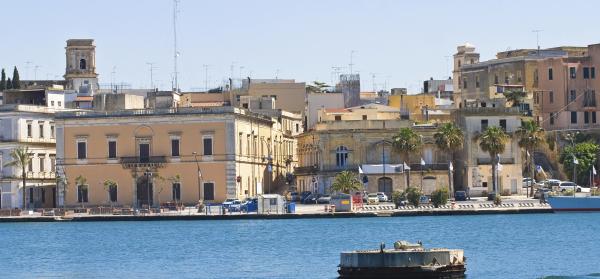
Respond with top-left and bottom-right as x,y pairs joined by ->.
378,177 -> 393,198
137,177 -> 153,208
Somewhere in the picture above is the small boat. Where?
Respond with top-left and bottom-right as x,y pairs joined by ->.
547,194 -> 600,212
338,241 -> 465,279
54,216 -> 74,221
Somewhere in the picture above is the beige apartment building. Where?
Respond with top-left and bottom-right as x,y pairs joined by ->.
55,107 -> 301,208
535,43 -> 600,131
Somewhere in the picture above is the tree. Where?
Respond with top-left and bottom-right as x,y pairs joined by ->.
12,66 -> 20,89
477,126 -> 509,195
433,123 -> 464,194
515,120 -> 545,197
4,146 -> 31,209
504,90 -> 526,107
391,190 -> 406,208
103,180 -> 117,208
75,175 -> 87,207
430,187 -> 449,208
306,81 -> 330,93
330,171 -> 362,194
0,68 -> 6,90
6,77 -> 12,89
560,141 -> 599,185
405,187 -> 422,207
392,128 -> 422,188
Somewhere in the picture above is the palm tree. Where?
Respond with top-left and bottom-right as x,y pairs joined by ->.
306,81 -> 330,93
434,123 -> 464,194
3,146 -> 31,209
505,90 -> 526,107
515,120 -> 545,197
392,128 -> 422,187
477,126 -> 510,195
330,171 -> 362,194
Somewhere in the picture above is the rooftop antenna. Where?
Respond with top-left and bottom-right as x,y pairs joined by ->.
203,64 -> 209,91
275,69 -> 280,80
349,50 -> 356,75
146,62 -> 156,89
111,66 -> 117,93
532,30 -> 543,56
331,66 -> 344,85
173,0 -> 180,91
370,72 -> 379,92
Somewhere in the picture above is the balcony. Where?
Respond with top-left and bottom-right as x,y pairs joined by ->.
583,92 -> 597,109
476,157 -> 515,165
294,165 -> 319,175
120,156 -> 167,169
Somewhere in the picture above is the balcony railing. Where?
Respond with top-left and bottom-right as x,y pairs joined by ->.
120,156 -> 167,169
294,165 -> 319,174
476,157 -> 515,165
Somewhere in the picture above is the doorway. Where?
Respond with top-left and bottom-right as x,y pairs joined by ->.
378,177 -> 393,198
137,176 -> 153,208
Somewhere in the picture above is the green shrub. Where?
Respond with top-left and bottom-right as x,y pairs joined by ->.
391,191 -> 406,207
563,189 -> 575,196
494,194 -> 502,205
406,187 -> 422,207
430,188 -> 449,208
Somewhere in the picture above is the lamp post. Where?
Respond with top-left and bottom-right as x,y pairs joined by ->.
144,168 -> 153,210
192,152 -> 203,204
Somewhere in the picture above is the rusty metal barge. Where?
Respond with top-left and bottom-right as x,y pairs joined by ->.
338,241 -> 466,279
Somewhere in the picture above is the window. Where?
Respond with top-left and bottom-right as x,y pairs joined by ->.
41,188 -> 46,203
172,182 -> 181,201
27,122 -> 32,138
335,146 -> 349,168
109,184 -> 118,203
481,119 -> 489,131
458,60 -> 461,68
584,67 -> 590,79
499,119 -> 507,131
203,182 -> 215,200
50,124 -> 55,139
77,185 -> 89,203
77,141 -> 87,160
295,123 -> 299,133
571,111 -> 578,124
548,68 -> 553,80
139,143 -> 150,162
362,115 -> 367,120
334,115 -> 342,121
549,91 -> 554,103
475,76 -> 480,88
108,140 -> 117,159
39,124 -> 44,138
51,101 -> 55,106
585,111 -> 590,124
570,67 -> 576,79
79,59 -> 87,70
28,154 -> 33,172
593,112 -> 597,123
58,101 -> 62,107
171,138 -> 180,157
39,156 -> 45,172
570,90 -> 576,102
494,74 -> 499,84
50,155 -> 56,172
504,72 -> 509,84
29,188 -> 34,203
463,77 -> 467,89
592,67 -> 596,79
550,113 -> 556,125
203,137 -> 213,156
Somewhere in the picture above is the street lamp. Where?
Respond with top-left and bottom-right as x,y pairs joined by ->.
192,152 -> 203,204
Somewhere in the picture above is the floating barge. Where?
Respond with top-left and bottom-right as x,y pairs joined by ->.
338,241 -> 465,279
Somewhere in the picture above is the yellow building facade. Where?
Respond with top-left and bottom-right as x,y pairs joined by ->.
55,107 -> 301,208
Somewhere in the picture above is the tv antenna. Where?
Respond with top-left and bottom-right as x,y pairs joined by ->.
172,0 -> 180,91
532,30 -> 543,55
146,62 -> 156,89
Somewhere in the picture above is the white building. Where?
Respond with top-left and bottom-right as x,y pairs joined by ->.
0,105 -> 59,208
306,92 -> 344,130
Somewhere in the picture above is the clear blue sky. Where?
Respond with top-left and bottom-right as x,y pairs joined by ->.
2,0 -> 599,92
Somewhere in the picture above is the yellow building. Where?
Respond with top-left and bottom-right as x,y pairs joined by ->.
55,107 -> 302,208
388,94 -> 452,122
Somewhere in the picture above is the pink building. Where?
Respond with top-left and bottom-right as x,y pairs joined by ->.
535,44 -> 600,131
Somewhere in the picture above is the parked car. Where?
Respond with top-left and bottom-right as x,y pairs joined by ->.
454,191 -> 467,201
534,188 -> 551,199
228,200 -> 243,212
537,179 -> 561,189
317,195 -> 331,204
522,177 -> 536,188
367,193 -> 379,205
419,195 -> 430,204
241,198 -> 258,212
558,181 -> 590,193
376,192 -> 388,202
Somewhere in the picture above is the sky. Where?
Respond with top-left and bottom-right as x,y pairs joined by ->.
1,0 -> 600,92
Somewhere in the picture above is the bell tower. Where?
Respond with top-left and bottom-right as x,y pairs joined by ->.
64,39 -> 99,94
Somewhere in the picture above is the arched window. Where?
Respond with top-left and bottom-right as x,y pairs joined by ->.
79,59 -> 87,70
335,146 -> 348,168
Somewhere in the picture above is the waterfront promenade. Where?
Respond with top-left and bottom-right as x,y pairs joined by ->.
0,196 -> 552,222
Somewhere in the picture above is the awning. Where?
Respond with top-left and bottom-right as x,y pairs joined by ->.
360,164 -> 407,174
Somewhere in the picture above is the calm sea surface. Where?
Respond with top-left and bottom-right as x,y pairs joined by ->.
1,213 -> 600,279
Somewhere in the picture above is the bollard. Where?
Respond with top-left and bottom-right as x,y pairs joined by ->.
451,202 -> 456,209
330,204 -> 336,213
